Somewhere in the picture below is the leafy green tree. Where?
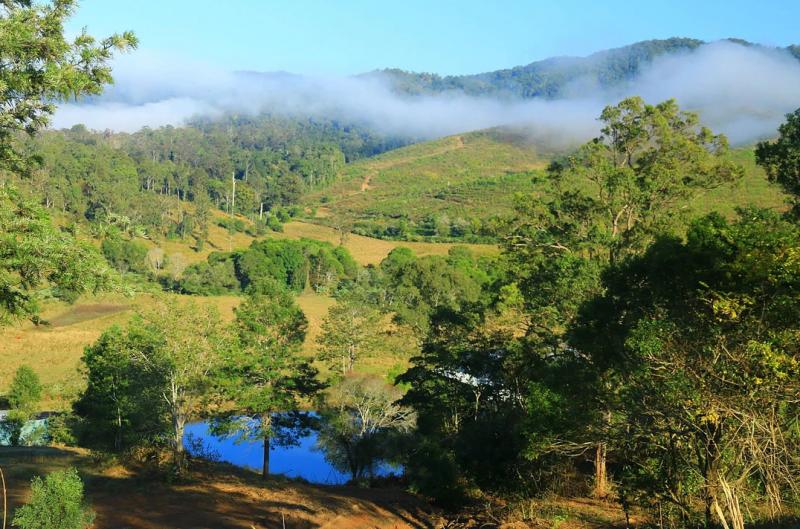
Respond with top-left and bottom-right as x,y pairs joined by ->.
12,468 -> 94,529
506,96 -> 742,496
213,280 -> 321,478
127,297 -> 227,473
317,295 -> 382,376
316,374 -> 414,482
756,108 -> 800,211
74,325 -> 167,452
0,187 -> 116,325
0,0 -> 137,172
572,210 -> 800,527
8,365 -> 42,413
101,235 -> 148,274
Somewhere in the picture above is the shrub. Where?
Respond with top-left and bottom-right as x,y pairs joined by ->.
12,468 -> 94,529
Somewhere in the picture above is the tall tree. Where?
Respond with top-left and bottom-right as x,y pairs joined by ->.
0,0 -> 137,172
128,297 -> 226,473
572,210 -> 800,528
74,325 -> 167,452
0,187 -> 116,325
213,281 -> 321,478
317,295 -> 382,376
507,96 -> 742,496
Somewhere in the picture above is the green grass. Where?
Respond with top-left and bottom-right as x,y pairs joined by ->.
303,129 -> 547,241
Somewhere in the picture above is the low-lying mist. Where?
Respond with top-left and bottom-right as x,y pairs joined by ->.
52,41 -> 800,147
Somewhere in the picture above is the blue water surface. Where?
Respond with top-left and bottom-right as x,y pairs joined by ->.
184,422 -> 400,485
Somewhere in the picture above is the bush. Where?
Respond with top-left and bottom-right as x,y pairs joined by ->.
12,468 -> 94,529
101,235 -> 148,274
8,365 -> 42,412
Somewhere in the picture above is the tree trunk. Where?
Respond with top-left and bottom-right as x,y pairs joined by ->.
594,442 -> 608,498
262,413 -> 271,479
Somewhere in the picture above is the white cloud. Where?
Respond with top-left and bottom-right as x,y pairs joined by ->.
51,42 -> 800,146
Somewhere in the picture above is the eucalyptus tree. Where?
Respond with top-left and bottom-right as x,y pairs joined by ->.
506,96 -> 742,496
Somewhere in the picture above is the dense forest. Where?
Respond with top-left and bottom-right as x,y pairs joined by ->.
3,2 -> 800,529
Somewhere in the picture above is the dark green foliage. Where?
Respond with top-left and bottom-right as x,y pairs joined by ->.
212,280 -> 321,478
179,239 -> 357,295
572,210 -> 800,526
0,0 -> 136,173
73,325 -> 168,452
11,468 -> 94,529
101,235 -> 148,274
179,255 -> 240,295
373,38 -> 705,99
756,108 -> 800,211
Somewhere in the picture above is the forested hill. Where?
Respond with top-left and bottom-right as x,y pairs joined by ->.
366,37 -> 799,98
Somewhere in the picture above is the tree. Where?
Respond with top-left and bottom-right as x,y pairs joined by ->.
12,468 -> 94,529
756,108 -> 800,211
317,295 -> 382,376
571,210 -> 800,528
213,280 -> 321,478
506,96 -> 743,496
74,325 -> 167,452
8,366 -> 41,413
0,187 -> 116,325
316,374 -> 415,482
0,0 -> 137,172
127,297 -> 226,473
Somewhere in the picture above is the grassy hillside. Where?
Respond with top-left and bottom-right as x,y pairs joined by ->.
303,129 -> 548,241
304,130 -> 789,243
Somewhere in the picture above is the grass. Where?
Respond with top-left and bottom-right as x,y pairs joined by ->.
0,292 -> 241,410
275,220 -> 498,266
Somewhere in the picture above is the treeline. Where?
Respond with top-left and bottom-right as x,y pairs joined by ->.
14,114 -> 408,240
373,38 -> 800,99
178,238 -> 359,295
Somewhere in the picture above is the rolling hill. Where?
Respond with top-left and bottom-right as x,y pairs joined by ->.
302,128 -> 789,242
302,128 -> 549,241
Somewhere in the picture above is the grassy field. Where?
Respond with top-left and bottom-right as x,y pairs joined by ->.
276,220 -> 498,265
1,289 -> 415,410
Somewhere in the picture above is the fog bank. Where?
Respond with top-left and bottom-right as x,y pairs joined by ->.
52,42 -> 800,146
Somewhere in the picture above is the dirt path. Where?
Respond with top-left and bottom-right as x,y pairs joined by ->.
359,135 -> 465,192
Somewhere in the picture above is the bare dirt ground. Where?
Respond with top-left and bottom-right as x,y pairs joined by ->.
0,447 -> 438,529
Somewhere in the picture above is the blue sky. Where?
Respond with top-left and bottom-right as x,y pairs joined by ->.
68,0 -> 798,75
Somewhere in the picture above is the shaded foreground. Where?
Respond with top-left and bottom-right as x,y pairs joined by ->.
0,447 -> 666,529
0,447 -> 434,529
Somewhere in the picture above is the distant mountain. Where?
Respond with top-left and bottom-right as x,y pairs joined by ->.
367,38 -> 799,99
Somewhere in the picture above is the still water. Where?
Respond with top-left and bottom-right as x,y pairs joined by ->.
184,421 -> 400,485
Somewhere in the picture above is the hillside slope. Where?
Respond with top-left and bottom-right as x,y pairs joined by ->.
303,129 -> 548,241
369,37 -> 798,99
303,129 -> 789,243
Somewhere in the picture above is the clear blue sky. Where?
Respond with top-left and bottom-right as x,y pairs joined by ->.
67,0 -> 799,76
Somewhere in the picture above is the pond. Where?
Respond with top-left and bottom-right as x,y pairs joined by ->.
184,421 -> 401,485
